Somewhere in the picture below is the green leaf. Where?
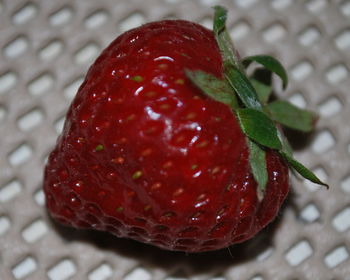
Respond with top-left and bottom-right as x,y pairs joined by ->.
242,55 -> 288,89
225,66 -> 262,110
213,6 -> 241,70
185,69 -> 238,108
265,101 -> 318,132
248,139 -> 268,200
280,151 -> 329,188
236,108 -> 282,149
250,78 -> 272,105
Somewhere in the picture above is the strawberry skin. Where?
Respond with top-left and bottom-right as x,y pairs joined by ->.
44,20 -> 289,252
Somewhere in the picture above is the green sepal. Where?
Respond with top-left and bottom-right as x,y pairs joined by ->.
213,5 -> 226,36
242,55 -> 288,89
236,108 -> 282,150
280,151 -> 329,188
250,78 -> 272,105
185,69 -> 238,108
265,100 -> 318,132
248,139 -> 268,200
277,128 -> 293,158
225,65 -> 262,110
213,6 -> 242,70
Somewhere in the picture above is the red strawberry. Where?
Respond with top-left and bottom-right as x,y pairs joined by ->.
44,7 -> 326,252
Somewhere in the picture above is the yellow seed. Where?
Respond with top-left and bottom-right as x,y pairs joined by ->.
196,193 -> 206,201
116,98 -> 124,104
95,144 -> 104,151
240,198 -> 245,206
144,126 -> 157,135
175,79 -> 185,85
151,182 -> 162,190
217,207 -> 227,216
212,166 -> 220,174
191,211 -> 202,219
141,148 -> 152,157
162,161 -> 173,169
144,205 -> 152,211
144,91 -> 157,98
163,212 -> 174,218
116,206 -> 124,212
186,112 -> 196,120
77,137 -> 85,144
173,188 -> 184,196
111,157 -> 124,164
158,64 -> 168,70
126,114 -> 135,121
175,134 -> 185,143
132,170 -> 143,179
160,103 -> 171,110
118,137 -> 127,144
131,75 -> 144,82
196,140 -> 209,148
91,164 -> 100,170
127,190 -> 135,197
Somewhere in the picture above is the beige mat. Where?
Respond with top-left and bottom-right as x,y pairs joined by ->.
1,0 -> 349,279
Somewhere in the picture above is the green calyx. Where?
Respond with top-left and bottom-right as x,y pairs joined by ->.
186,5 -> 328,199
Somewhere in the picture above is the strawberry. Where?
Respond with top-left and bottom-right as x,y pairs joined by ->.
44,6 -> 327,252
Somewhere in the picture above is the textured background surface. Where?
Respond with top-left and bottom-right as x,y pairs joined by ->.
0,0 -> 350,279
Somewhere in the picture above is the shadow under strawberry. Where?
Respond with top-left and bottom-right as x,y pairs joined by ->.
47,195 -> 291,276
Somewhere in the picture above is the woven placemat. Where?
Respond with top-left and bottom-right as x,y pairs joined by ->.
1,0 -> 349,279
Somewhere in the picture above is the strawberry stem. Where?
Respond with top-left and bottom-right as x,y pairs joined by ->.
189,6 -> 329,196
213,6 -> 243,71
214,6 -> 328,193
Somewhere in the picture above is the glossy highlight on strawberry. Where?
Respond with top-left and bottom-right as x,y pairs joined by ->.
43,19 -> 290,252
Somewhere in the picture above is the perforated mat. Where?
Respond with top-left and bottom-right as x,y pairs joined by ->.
1,0 -> 350,279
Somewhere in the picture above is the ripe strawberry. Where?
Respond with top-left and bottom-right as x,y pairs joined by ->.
44,7 -> 326,252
